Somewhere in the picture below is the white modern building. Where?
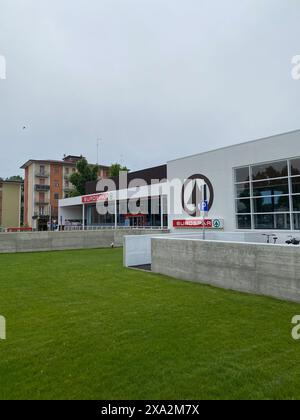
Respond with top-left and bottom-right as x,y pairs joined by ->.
59,129 -> 300,239
59,181 -> 169,229
168,129 -> 300,233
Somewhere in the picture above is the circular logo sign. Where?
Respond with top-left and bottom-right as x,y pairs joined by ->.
181,174 -> 214,218
213,219 -> 221,229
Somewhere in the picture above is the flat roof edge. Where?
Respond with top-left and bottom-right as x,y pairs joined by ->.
167,128 -> 300,164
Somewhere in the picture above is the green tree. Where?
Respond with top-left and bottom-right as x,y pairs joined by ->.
69,159 -> 99,197
6,175 -> 23,182
109,163 -> 129,177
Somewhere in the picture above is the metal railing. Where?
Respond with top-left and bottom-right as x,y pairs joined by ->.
35,172 -> 49,178
0,225 -> 169,234
35,201 -> 50,206
64,225 -> 169,232
35,185 -> 50,192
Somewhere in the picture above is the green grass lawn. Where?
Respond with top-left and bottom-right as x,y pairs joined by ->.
1,248 -> 300,400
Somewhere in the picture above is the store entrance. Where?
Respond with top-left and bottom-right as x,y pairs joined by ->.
38,217 -> 49,231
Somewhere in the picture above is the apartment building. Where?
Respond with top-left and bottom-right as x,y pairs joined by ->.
21,155 -> 109,230
0,180 -> 22,229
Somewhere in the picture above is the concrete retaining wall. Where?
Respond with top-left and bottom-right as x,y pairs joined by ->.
123,231 -> 279,269
151,237 -> 300,303
0,229 -> 168,254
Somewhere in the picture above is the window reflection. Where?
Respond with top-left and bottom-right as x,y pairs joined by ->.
254,214 -> 290,230
236,183 -> 250,198
236,199 -> 251,214
237,215 -> 251,230
235,158 -> 300,230
252,178 -> 288,197
253,196 -> 289,213
292,177 -> 300,194
291,159 -> 300,176
252,160 -> 288,181
293,213 -> 300,230
293,196 -> 300,211
235,167 -> 250,183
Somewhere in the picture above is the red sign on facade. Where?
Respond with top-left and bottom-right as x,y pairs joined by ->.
82,193 -> 108,204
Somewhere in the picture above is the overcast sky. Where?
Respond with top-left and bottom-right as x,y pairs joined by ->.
0,0 -> 300,177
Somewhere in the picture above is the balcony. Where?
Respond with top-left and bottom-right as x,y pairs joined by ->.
35,184 -> 50,192
34,213 -> 50,220
35,172 -> 49,178
35,201 -> 50,206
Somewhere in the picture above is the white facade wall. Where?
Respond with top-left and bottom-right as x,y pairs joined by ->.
167,130 -> 300,233
59,196 -> 82,225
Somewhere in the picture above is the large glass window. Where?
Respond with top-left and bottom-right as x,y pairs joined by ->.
236,183 -> 250,198
237,215 -> 251,230
235,157 -> 300,231
291,159 -> 300,176
254,214 -> 290,230
90,205 -> 115,226
252,160 -> 288,181
293,195 -> 300,211
292,177 -> 300,194
253,196 -> 290,213
235,167 -> 250,183
236,199 -> 251,214
293,214 -> 300,230
252,178 -> 289,197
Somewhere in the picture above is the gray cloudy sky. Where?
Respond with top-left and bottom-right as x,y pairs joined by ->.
0,0 -> 300,177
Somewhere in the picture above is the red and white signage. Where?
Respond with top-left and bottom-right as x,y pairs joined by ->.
173,219 -> 224,229
82,193 -> 108,204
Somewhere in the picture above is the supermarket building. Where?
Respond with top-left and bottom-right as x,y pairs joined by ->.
59,129 -> 300,236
